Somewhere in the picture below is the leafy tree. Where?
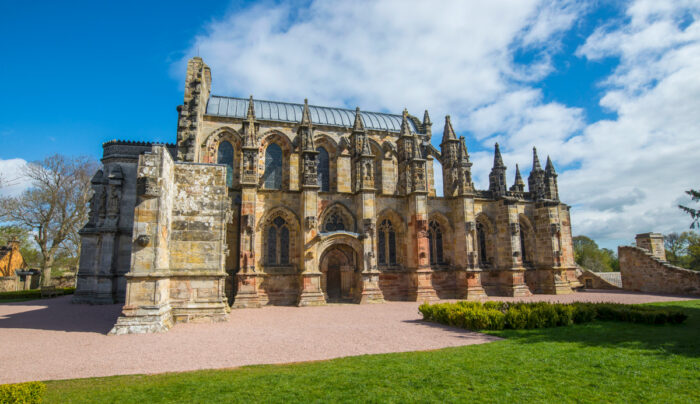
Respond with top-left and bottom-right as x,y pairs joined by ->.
664,231 -> 700,270
573,235 -> 619,272
0,155 -> 97,286
679,189 -> 700,229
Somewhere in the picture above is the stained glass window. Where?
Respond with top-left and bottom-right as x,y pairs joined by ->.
316,146 -> 330,192
218,141 -> 234,188
323,211 -> 345,232
428,220 -> 443,265
267,216 -> 290,266
280,226 -> 289,265
378,227 -> 386,265
520,227 -> 529,264
378,219 -> 397,266
264,143 -> 283,189
267,226 -> 277,265
477,223 -> 487,265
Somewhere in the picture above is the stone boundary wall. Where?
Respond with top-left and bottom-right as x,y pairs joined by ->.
577,268 -> 621,290
51,275 -> 76,289
619,246 -> 700,296
0,276 -> 15,292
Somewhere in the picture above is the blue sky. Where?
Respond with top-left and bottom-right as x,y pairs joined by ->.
1,0 -> 699,249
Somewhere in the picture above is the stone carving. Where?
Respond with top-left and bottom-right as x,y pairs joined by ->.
305,216 -> 317,230
550,223 -> 561,235
136,234 -> 150,247
510,223 -> 520,235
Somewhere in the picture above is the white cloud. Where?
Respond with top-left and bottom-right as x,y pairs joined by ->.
0,158 -> 30,197
181,0 -> 700,243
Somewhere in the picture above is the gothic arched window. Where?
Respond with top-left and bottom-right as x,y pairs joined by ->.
378,219 -> 397,266
477,222 -> 488,266
264,143 -> 283,189
323,211 -> 345,232
218,141 -> 234,187
520,229 -> 528,264
266,216 -> 290,265
428,220 -> 444,265
316,146 -> 330,192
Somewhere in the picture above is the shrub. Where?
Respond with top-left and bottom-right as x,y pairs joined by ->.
418,301 -> 687,331
0,381 -> 46,403
0,287 -> 75,301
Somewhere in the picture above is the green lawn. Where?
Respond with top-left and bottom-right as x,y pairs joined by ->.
44,300 -> 700,403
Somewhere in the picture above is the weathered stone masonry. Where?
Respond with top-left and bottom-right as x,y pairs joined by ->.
75,57 -> 581,333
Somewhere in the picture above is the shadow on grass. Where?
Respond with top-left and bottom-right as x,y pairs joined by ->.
481,301 -> 700,358
0,295 -> 121,334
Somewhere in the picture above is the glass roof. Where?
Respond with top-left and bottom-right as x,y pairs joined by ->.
206,95 -> 418,133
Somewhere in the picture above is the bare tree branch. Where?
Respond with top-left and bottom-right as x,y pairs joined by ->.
0,154 -> 98,286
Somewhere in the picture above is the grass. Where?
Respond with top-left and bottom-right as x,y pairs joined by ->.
43,300 -> 700,403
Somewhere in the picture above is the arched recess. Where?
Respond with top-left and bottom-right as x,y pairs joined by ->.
376,208 -> 406,269
475,213 -> 496,269
518,214 -> 536,267
257,206 -> 301,271
319,202 -> 357,233
314,134 -> 338,192
381,141 -> 398,195
259,130 -> 294,190
202,127 -> 242,185
369,140 -> 384,193
428,211 -> 453,267
317,233 -> 363,301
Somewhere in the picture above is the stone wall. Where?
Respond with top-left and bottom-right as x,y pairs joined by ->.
110,146 -> 230,334
0,277 -> 15,292
51,275 -> 76,289
619,246 -> 700,296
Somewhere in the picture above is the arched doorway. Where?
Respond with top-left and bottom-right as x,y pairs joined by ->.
319,244 -> 356,302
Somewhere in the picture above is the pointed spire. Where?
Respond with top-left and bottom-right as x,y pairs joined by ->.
298,98 -> 314,152
352,107 -> 365,132
301,98 -> 311,126
545,156 -> 556,175
510,164 -> 525,192
242,95 -> 257,148
493,143 -> 505,168
459,136 -> 470,161
442,115 -> 457,143
532,147 -> 542,171
423,110 -> 431,126
246,95 -> 255,120
400,108 -> 412,137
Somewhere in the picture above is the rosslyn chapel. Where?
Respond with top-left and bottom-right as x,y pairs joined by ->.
73,57 -> 580,334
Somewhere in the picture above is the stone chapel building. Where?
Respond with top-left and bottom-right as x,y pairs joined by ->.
73,57 -> 580,334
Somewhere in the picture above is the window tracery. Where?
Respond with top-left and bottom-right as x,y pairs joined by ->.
428,220 -> 444,265
217,141 -> 234,187
266,216 -> 290,265
378,219 -> 397,266
316,146 -> 330,192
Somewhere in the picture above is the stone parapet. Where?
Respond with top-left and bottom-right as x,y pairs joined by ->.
619,245 -> 700,296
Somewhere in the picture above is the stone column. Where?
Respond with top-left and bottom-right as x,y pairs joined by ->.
497,200 -> 531,297
298,187 -> 326,306
232,187 -> 261,308
355,192 -> 384,303
451,197 -> 486,300
110,146 -> 175,335
409,194 -> 439,302
533,202 -> 572,295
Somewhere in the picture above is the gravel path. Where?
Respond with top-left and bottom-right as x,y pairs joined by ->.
0,290 -> 694,384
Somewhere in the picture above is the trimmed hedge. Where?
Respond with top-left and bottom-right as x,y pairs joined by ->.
419,301 -> 687,331
0,382 -> 46,403
0,287 -> 75,301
